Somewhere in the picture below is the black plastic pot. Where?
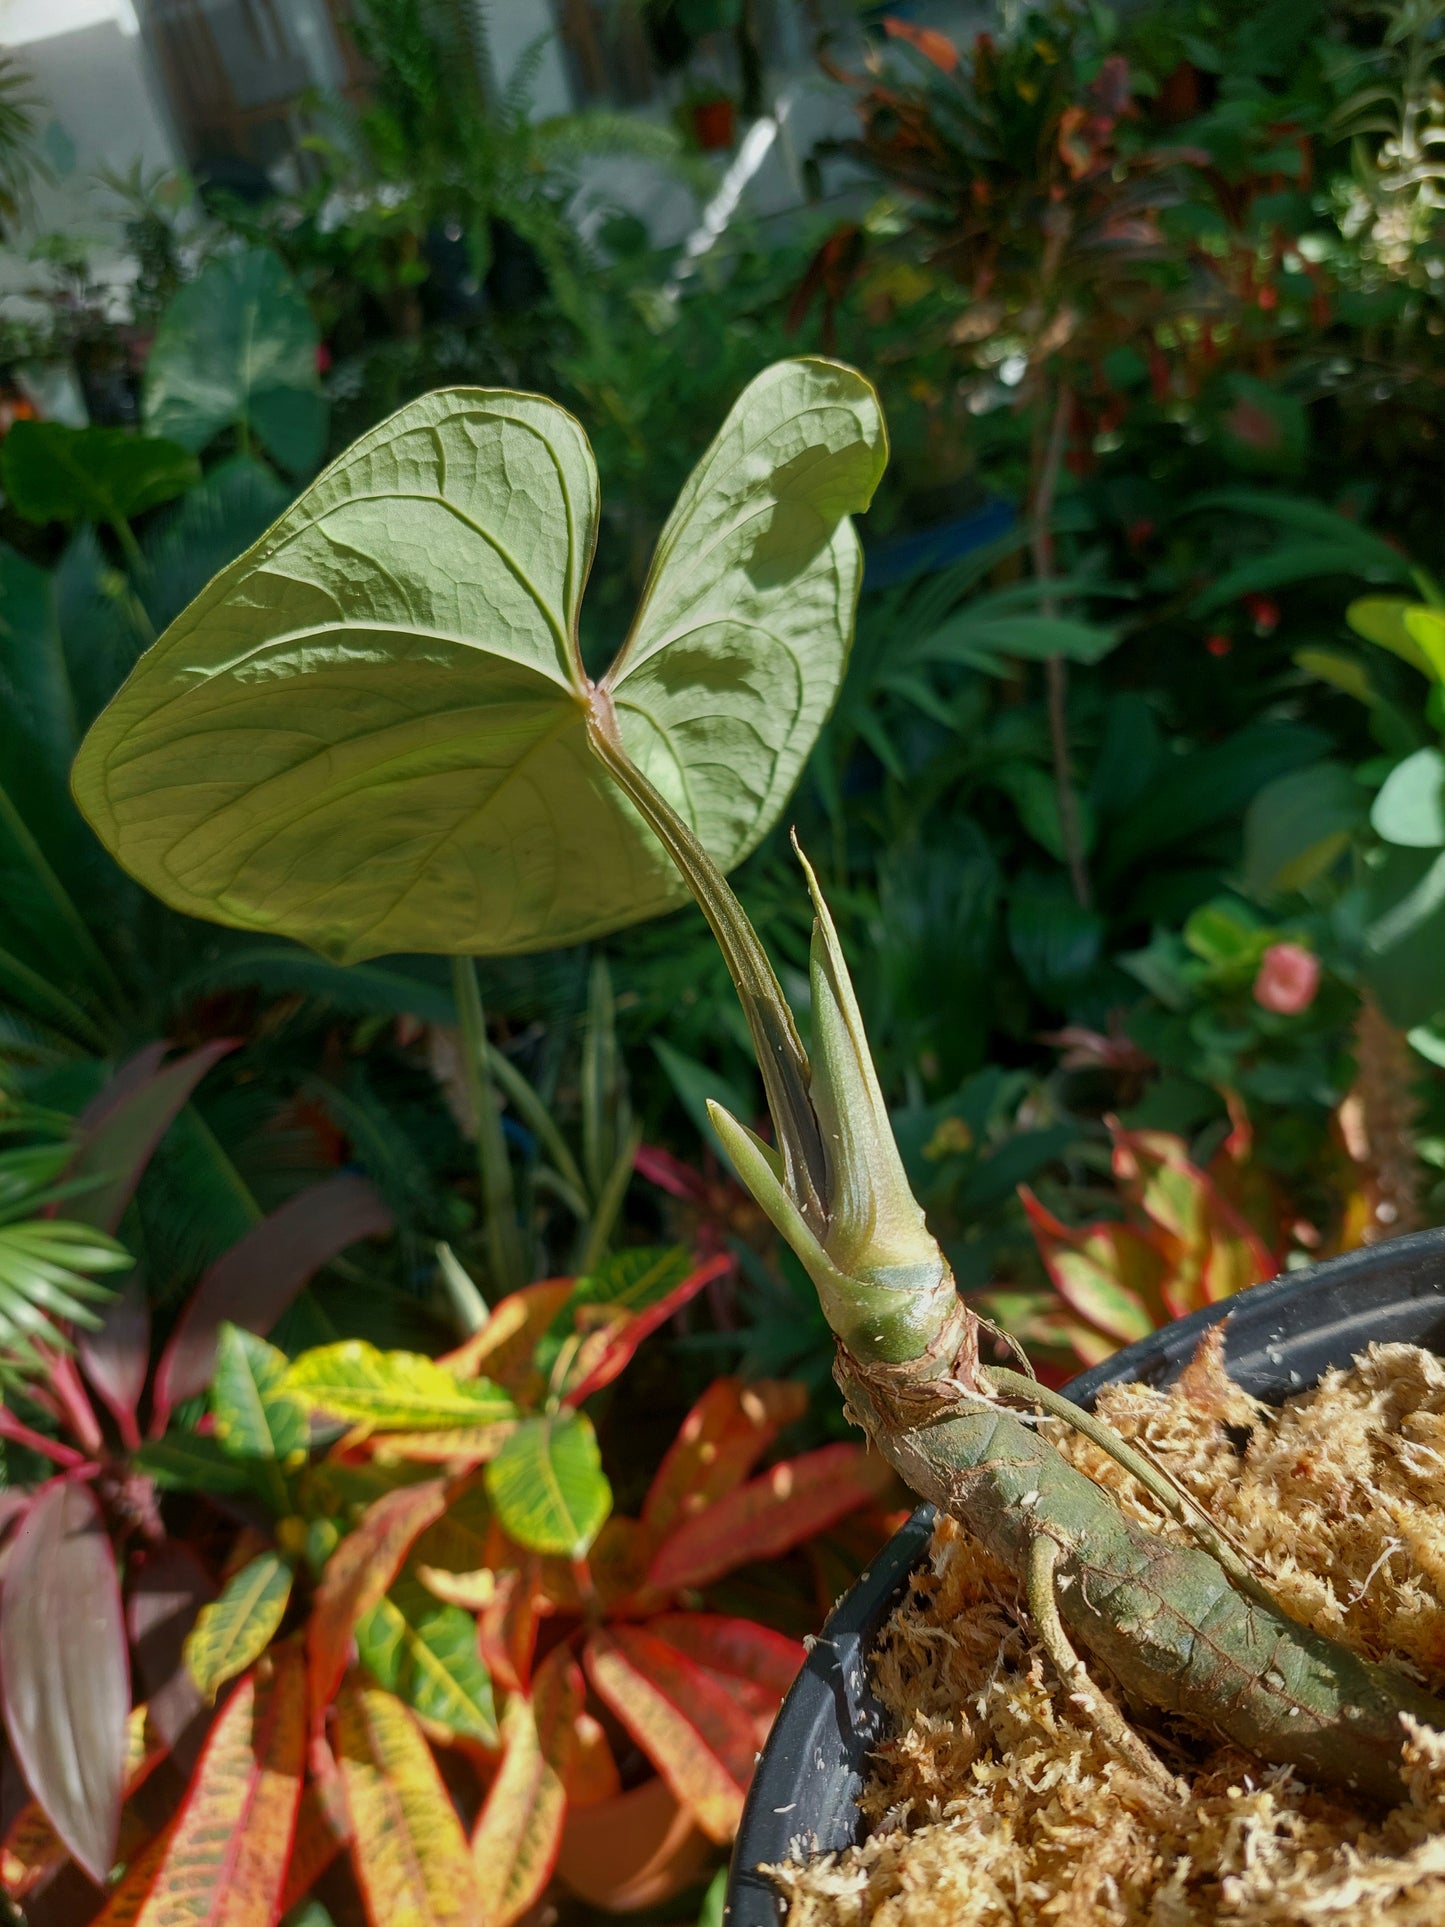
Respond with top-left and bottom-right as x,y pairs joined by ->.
727,1227 -> 1445,1927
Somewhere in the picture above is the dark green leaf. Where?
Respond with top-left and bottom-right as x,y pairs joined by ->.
0,422 -> 200,528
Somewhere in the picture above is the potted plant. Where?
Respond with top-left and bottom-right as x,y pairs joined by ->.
71,359 -> 1445,1917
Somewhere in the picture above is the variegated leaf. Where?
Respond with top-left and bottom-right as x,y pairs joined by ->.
184,1551 -> 294,1702
334,1679 -> 482,1927
471,1648 -> 581,1927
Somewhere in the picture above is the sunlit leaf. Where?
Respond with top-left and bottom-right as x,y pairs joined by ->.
308,1480 -> 449,1715
74,360 -> 884,962
1019,1186 -> 1161,1347
210,1325 -> 307,1465
184,1551 -> 294,1702
646,1442 -> 891,1592
0,1479 -> 129,1883
584,1625 -> 756,1843
129,1643 -> 305,1925
485,1410 -> 611,1557
355,1574 -> 497,1746
283,1341 -> 515,1431
279,1780 -> 352,1916
471,1648 -> 580,1927
534,1246 -> 690,1379
334,1679 -> 482,1927
643,1613 -> 802,1749
640,1378 -> 808,1543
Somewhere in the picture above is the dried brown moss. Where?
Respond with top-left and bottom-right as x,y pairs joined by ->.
771,1338 -> 1445,1926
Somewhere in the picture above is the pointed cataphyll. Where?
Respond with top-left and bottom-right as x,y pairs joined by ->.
74,357 -> 1445,1802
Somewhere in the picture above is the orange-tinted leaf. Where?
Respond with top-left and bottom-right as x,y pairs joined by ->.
0,1705 -> 162,1900
1019,1186 -> 1163,1343
883,16 -> 959,71
278,1778 -> 351,1914
334,1678 -> 482,1927
309,1480 -> 448,1716
646,1444 -> 892,1593
641,1378 -> 807,1543
471,1648 -> 581,1927
584,1626 -> 755,1843
566,1711 -> 620,1808
440,1280 -> 573,1391
477,1565 -> 541,1697
643,1614 -> 802,1748
369,1424 -> 516,1466
562,1253 -> 732,1405
130,1643 -> 305,1926
87,1821 -> 177,1926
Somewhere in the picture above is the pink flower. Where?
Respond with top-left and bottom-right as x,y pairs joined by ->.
1253,943 -> 1320,1015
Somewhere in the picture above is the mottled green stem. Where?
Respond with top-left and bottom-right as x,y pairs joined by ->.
841,1357 -> 1445,1805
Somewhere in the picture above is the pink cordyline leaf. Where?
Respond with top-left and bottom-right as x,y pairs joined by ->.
0,1479 -> 129,1885
64,1040 -> 238,1235
78,1272 -> 150,1451
152,1172 -> 393,1429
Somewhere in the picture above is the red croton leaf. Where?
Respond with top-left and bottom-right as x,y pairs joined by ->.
646,1442 -> 893,1594
883,16 -> 960,72
440,1279 -> 573,1390
124,1642 -> 306,1926
584,1625 -> 758,1844
153,1172 -> 394,1427
308,1480 -> 449,1719
640,1377 -> 808,1544
562,1253 -> 732,1406
642,1613 -> 804,1749
1018,1185 -> 1163,1345
0,1478 -> 130,1885
471,1646 -> 582,1927
278,1777 -> 352,1915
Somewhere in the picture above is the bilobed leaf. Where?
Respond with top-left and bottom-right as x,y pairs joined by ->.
645,1442 -> 891,1592
0,421 -> 200,528
584,1625 -> 756,1843
74,360 -> 884,962
355,1574 -> 497,1745
485,1411 -> 611,1556
640,1378 -> 808,1543
143,248 -> 326,475
283,1340 -> 516,1431
334,1679 -> 483,1927
209,1324 -> 308,1464
128,1642 -> 306,1926
470,1647 -> 581,1927
184,1551 -> 294,1701
154,1173 -> 394,1421
308,1480 -> 449,1714
0,1479 -> 129,1884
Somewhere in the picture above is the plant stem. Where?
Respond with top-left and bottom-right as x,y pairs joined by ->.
1030,380 -> 1091,910
451,956 -> 524,1300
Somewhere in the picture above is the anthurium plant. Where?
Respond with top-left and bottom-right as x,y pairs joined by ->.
68,351 -> 1445,1901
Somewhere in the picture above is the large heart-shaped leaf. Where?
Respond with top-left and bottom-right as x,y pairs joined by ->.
0,422 -> 200,530
142,247 -> 327,476
74,360 -> 885,963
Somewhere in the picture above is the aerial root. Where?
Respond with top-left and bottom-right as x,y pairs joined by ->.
1025,1531 -> 1181,1797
